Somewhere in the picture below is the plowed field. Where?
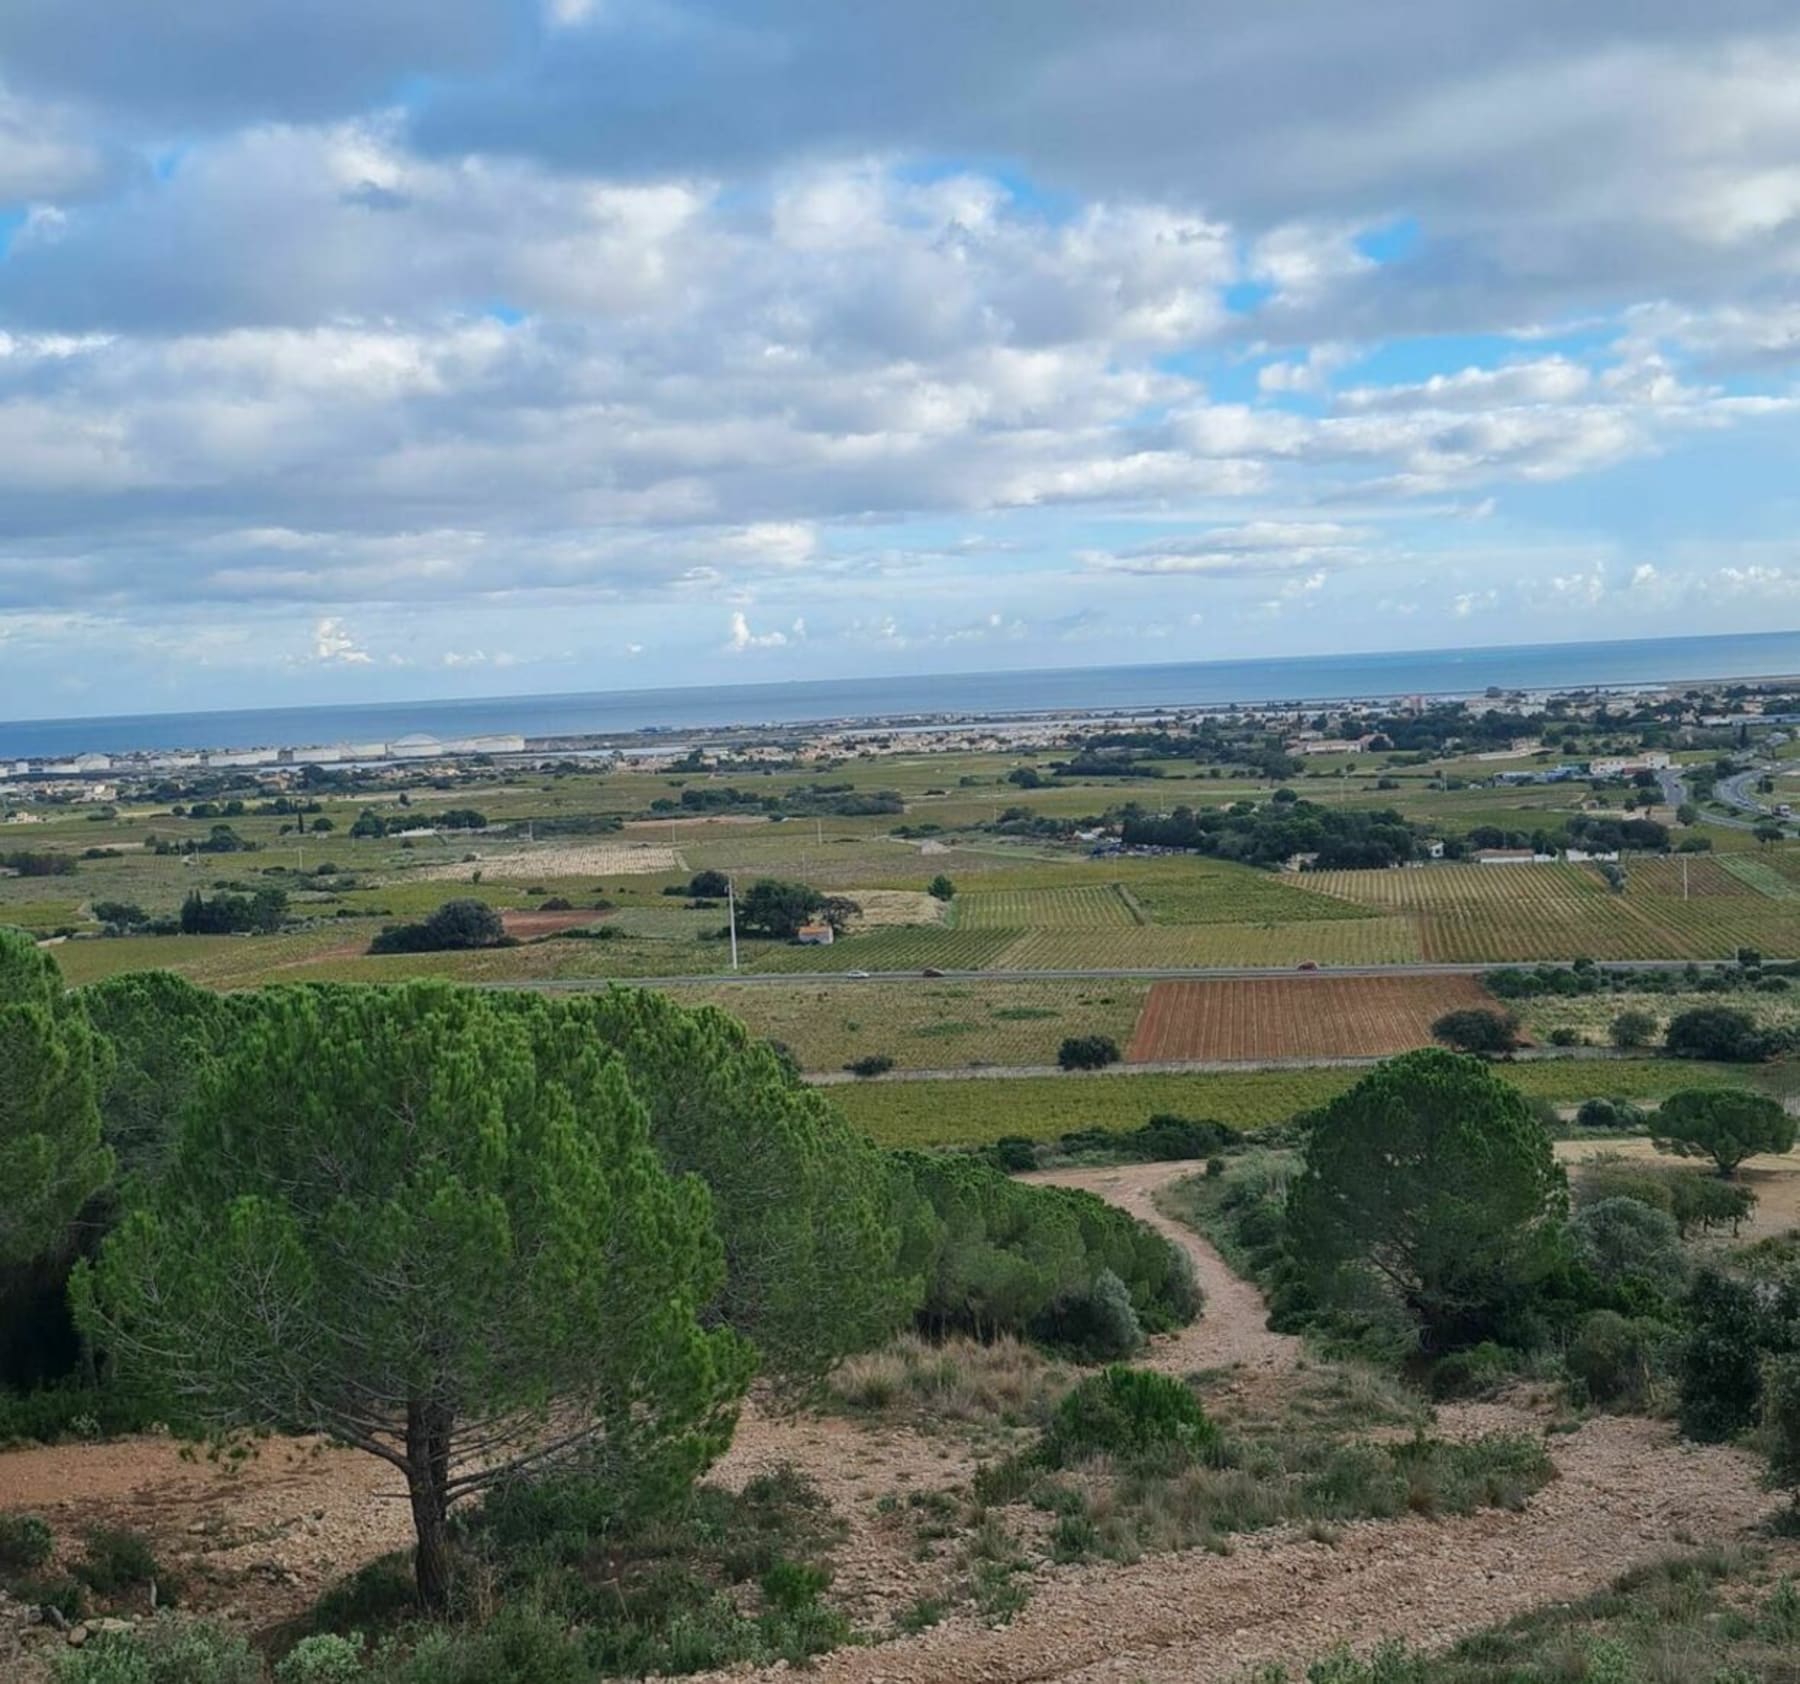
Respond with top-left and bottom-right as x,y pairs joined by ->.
1126,973 -> 1502,1062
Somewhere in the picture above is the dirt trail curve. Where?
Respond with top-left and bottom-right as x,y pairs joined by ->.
698,1159 -> 1770,1684
0,1162 -> 1771,1681
1025,1162 -> 1299,1378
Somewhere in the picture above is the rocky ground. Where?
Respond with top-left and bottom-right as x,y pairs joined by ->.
0,1159 -> 1776,1681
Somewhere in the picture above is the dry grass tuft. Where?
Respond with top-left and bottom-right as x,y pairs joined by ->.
828,1335 -> 1073,1428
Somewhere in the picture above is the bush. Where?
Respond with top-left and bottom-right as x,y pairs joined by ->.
1761,1351 -> 1800,1514
987,1136 -> 1040,1174
368,898 -> 512,955
1058,1035 -> 1122,1071
1609,1009 -> 1657,1050
275,1635 -> 365,1684
845,1054 -> 896,1078
51,1618 -> 257,1684
1430,1008 -> 1520,1055
1548,1027 -> 1581,1047
1567,1310 -> 1671,1408
1569,1197 -> 1688,1302
1665,1006 -> 1779,1062
1133,1115 -> 1238,1161
73,1527 -> 161,1597
1427,1341 -> 1518,1400
1679,1266 -> 1800,1442
0,1511 -> 51,1572
895,1152 -> 1200,1347
1573,1155 -> 1756,1237
1575,1097 -> 1647,1131
1043,1366 -> 1219,1467
311,1556 -> 419,1634
1035,1269 -> 1144,1362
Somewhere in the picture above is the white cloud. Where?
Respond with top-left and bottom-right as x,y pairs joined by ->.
310,615 -> 372,664
725,611 -> 805,651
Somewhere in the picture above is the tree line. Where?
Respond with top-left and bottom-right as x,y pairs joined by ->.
0,929 -> 1196,1608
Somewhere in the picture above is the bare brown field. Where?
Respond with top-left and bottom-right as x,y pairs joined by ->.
1126,973 -> 1501,1062
410,842 -> 684,880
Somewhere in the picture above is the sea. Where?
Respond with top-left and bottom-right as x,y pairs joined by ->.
7,628 -> 1800,760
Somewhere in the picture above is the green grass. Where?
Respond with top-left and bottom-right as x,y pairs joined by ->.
678,979 -> 1147,1071
750,927 -> 1020,973
1720,854 -> 1800,899
825,1059 -> 1757,1146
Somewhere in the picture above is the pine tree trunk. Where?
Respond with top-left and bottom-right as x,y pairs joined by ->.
405,1397 -> 455,1610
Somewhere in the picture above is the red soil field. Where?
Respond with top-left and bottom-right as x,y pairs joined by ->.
1126,974 -> 1504,1062
499,908 -> 606,938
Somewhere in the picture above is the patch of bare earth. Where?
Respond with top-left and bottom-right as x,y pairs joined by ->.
842,890 -> 948,931
0,1161 -> 1771,1680
692,1160 -> 1769,1684
409,843 -> 683,880
1127,975 -> 1505,1064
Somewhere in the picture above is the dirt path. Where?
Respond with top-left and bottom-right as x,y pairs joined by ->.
693,1159 -> 1770,1684
1025,1162 -> 1298,1378
0,1160 -> 1773,1679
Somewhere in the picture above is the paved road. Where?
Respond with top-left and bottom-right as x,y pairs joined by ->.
483,957 -> 1726,991
1718,764 -> 1777,825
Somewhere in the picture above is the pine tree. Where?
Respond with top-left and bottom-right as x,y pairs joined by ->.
0,926 -> 113,1265
75,981 -> 753,1607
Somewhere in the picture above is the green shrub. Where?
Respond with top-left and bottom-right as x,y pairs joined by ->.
1575,1097 -> 1647,1131
1567,1310 -> 1671,1408
1043,1367 -> 1219,1468
1132,1115 -> 1238,1161
274,1635 -> 365,1684
0,1384 -> 159,1446
11,1571 -> 86,1621
370,1606 -> 586,1684
0,1511 -> 52,1572
1427,1342 -> 1517,1400
1036,1269 -> 1143,1362
896,1153 -> 1199,1345
1057,1035 -> 1121,1071
987,1136 -> 1040,1173
1680,1266 -> 1800,1442
1569,1197 -> 1688,1302
52,1618 -> 258,1684
73,1527 -> 161,1597
312,1556 -> 418,1633
845,1054 -> 895,1078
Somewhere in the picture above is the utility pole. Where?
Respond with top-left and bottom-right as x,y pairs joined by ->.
727,876 -> 739,973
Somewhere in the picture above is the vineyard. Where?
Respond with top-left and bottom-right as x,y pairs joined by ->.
824,1058 -> 1755,1147
1118,863 -> 1374,925
957,884 -> 1138,928
1125,974 -> 1499,1062
1289,861 -> 1800,962
989,917 -> 1422,970
1719,855 -> 1800,899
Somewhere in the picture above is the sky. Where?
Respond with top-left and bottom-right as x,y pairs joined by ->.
3,3 -> 1800,718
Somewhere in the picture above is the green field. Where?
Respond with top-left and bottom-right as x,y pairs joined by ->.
13,743 -> 1800,1001
682,978 -> 1147,1071
956,884 -> 1138,928
823,1059 -> 1760,1147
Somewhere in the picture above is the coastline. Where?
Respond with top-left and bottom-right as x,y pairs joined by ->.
7,627 -> 1800,763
